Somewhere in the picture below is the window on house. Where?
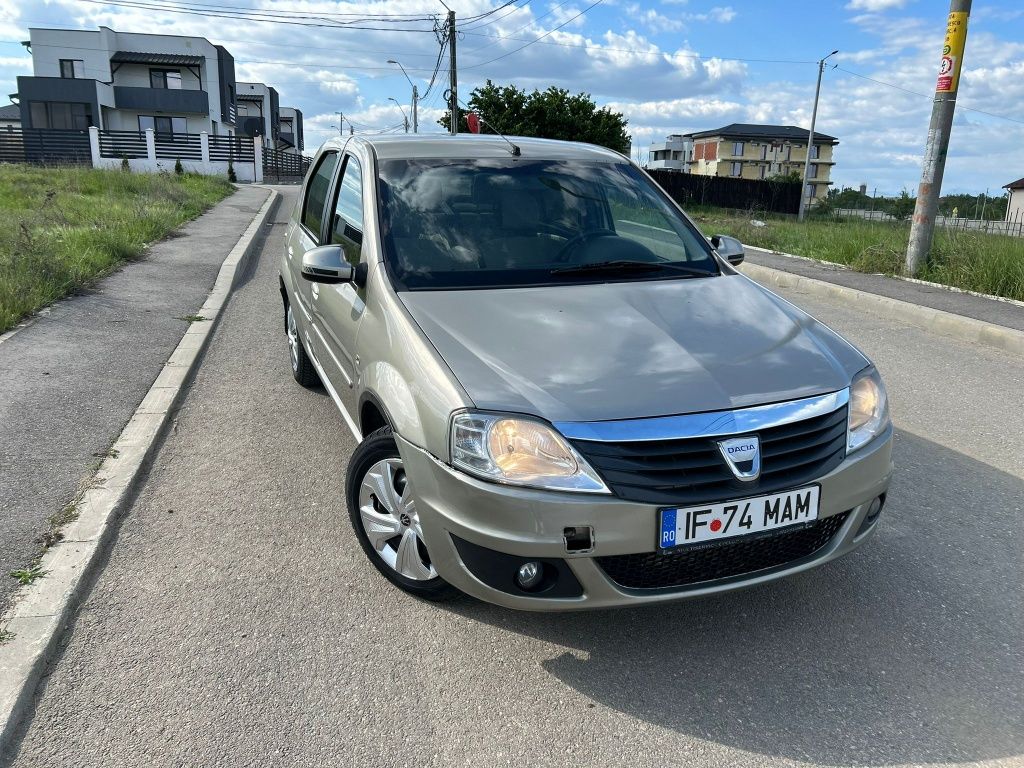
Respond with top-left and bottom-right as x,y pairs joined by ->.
759,165 -> 766,179
28,101 -> 92,129
806,183 -> 817,200
810,144 -> 821,159
138,115 -> 187,134
732,142 -> 744,156
59,59 -> 85,79
809,164 -> 819,179
730,162 -> 742,177
760,145 -> 768,160
150,69 -> 183,89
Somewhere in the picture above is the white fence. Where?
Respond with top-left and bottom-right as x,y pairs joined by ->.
89,127 -> 263,182
836,207 -> 1024,238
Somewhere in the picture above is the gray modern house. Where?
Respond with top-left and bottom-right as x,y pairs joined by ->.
236,81 -> 304,154
14,26 -> 238,135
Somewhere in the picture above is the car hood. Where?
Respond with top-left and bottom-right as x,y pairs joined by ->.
399,275 -> 868,423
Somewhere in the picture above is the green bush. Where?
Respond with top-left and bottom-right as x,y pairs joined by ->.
174,158 -> 184,175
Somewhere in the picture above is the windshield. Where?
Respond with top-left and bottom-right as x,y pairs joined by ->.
377,158 -> 718,290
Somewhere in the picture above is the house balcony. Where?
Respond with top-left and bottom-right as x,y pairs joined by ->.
647,158 -> 687,171
113,86 -> 209,114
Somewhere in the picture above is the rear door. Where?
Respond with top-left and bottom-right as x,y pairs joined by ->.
286,149 -> 340,365
312,151 -> 367,391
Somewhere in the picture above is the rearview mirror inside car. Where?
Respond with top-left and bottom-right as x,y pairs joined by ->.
301,245 -> 353,284
711,234 -> 745,266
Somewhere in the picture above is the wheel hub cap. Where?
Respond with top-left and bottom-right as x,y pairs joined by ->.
286,306 -> 299,372
357,458 -> 436,581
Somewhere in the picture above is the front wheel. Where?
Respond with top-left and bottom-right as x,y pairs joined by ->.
346,427 -> 454,601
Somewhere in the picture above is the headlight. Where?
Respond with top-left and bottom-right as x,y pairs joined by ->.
449,412 -> 609,493
848,366 -> 889,452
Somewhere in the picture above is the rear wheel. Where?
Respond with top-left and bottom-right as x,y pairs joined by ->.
346,427 -> 454,600
286,303 -> 319,388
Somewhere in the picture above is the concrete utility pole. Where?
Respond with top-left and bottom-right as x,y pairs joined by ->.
906,0 -> 972,275
388,97 -> 410,133
334,111 -> 344,136
448,10 -> 458,135
798,50 -> 838,221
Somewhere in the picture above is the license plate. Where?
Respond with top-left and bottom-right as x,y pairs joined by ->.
659,486 -> 820,550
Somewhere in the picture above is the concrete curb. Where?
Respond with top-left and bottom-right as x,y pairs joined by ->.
0,187 -> 280,750
739,261 -> 1024,357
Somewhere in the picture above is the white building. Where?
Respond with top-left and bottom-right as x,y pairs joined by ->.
1004,177 -> 1024,224
647,134 -> 693,172
15,26 -> 237,135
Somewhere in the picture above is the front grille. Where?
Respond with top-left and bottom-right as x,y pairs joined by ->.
570,404 -> 847,505
596,511 -> 850,590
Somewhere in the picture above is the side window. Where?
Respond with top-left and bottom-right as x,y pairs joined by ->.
302,152 -> 339,240
331,155 -> 364,267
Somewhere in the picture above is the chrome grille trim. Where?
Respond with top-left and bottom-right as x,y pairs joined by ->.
554,389 -> 850,443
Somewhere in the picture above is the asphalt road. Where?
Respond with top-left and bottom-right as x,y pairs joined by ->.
5,188 -> 1022,767
0,186 -> 270,615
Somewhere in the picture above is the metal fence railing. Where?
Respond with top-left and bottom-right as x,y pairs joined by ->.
154,132 -> 202,161
0,127 -> 92,165
98,130 -> 148,159
208,135 -> 255,163
263,147 -> 311,180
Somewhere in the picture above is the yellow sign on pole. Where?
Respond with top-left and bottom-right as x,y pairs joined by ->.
936,11 -> 968,93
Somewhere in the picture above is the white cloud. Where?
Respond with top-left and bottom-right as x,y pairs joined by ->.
688,6 -> 736,23
845,0 -> 908,11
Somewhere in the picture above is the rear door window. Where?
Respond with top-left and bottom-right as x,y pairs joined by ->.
302,152 -> 339,241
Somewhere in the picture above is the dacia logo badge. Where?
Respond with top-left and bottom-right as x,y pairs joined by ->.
717,436 -> 761,482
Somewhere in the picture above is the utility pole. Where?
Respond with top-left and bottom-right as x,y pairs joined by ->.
412,85 -> 418,134
798,50 -> 838,221
448,9 -> 458,135
905,0 -> 972,274
387,59 -> 419,133
334,111 -> 344,136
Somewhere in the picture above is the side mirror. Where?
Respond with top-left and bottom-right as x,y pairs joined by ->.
300,245 -> 353,284
711,234 -> 744,266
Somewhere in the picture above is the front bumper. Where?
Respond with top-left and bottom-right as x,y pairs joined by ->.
397,426 -> 893,611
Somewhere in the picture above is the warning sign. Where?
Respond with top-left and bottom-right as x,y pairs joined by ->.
936,11 -> 969,93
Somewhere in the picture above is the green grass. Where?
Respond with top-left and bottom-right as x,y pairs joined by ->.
691,208 -> 1024,302
10,564 -> 47,586
0,165 -> 234,332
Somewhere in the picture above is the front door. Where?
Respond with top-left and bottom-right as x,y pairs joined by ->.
311,152 -> 367,392
287,149 -> 340,368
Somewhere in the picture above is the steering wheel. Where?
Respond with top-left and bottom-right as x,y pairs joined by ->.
553,228 -> 618,263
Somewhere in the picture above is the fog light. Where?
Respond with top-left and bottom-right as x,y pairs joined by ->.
857,494 -> 886,536
516,561 -> 544,591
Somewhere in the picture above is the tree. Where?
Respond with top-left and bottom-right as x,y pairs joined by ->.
438,81 -> 631,155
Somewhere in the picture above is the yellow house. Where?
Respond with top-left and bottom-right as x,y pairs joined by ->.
1004,177 -> 1024,224
684,123 -> 838,201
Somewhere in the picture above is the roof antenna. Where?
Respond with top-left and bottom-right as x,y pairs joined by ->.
455,94 -> 520,156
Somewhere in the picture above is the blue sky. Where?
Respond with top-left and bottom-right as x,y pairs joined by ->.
2,0 -> 1023,195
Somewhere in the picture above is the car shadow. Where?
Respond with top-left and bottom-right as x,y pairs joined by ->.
440,429 -> 1024,766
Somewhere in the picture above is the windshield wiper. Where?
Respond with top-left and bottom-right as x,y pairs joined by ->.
550,260 -> 715,277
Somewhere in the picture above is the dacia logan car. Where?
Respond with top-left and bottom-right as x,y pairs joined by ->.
279,134 -> 893,611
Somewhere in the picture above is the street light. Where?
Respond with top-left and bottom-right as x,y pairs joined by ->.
388,97 -> 410,134
798,49 -> 839,221
387,59 -> 418,133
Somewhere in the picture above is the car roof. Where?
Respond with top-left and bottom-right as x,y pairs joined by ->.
319,134 -> 628,162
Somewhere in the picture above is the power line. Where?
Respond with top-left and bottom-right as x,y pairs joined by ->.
461,0 -> 572,53
463,0 -> 605,70
460,0 -> 526,32
837,66 -> 1024,125
70,0 -> 439,32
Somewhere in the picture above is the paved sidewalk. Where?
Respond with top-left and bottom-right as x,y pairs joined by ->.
0,185 -> 272,616
744,246 -> 1024,333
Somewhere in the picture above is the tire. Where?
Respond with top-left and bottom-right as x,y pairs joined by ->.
346,426 -> 454,601
285,302 -> 320,388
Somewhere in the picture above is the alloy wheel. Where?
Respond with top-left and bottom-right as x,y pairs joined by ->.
286,305 -> 299,373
